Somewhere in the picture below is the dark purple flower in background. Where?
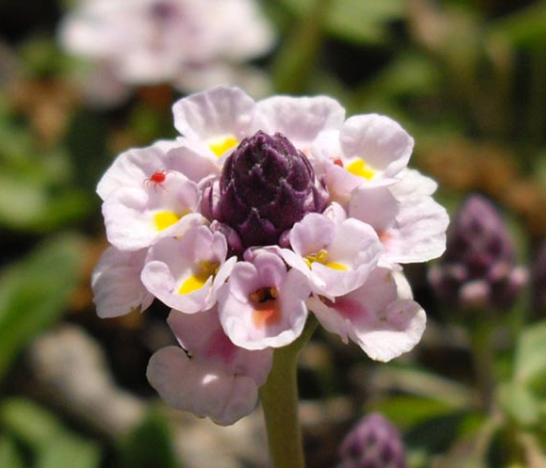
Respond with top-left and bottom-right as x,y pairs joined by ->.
337,413 -> 407,468
531,240 -> 546,314
211,131 -> 329,248
429,195 -> 526,311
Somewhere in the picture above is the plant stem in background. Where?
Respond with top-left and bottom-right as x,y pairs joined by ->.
272,0 -> 332,94
259,316 -> 318,468
469,319 -> 496,412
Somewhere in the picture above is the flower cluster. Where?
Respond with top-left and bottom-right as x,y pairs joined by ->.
58,0 -> 275,102
92,86 -> 449,425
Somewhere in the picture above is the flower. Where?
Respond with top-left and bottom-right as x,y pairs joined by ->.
147,307 -> 273,425
93,85 -> 448,424
58,0 -> 276,102
429,195 -> 525,311
337,413 -> 408,468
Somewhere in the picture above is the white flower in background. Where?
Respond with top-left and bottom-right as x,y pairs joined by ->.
93,85 -> 449,424
58,0 -> 276,102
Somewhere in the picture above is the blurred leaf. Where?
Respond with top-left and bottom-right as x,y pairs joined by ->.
368,395 -> 464,429
513,320 -> 546,389
1,398 -> 101,468
488,3 -> 546,50
369,365 -> 474,408
0,436 -> 25,468
498,381 -> 540,427
36,436 -> 101,468
119,407 -> 180,468
65,110 -> 109,193
0,233 -> 86,381
279,0 -> 404,45
1,398 -> 68,450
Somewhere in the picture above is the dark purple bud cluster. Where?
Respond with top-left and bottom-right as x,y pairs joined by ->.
429,195 -> 526,310
211,131 -> 328,248
337,413 -> 407,468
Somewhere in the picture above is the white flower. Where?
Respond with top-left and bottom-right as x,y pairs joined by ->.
59,0 -> 275,95
147,308 -> 273,425
92,85 -> 449,424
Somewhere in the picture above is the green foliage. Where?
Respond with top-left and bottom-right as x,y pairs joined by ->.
119,407 -> 181,468
0,234 -> 86,381
278,0 -> 405,45
0,398 -> 101,468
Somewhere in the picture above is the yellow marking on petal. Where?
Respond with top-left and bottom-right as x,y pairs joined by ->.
304,249 -> 347,271
208,136 -> 238,157
325,261 -> 347,271
178,272 -> 210,295
154,211 -> 181,231
347,159 -> 375,180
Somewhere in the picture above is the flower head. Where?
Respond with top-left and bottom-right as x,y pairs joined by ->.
531,240 -> 546,314
429,195 -> 525,311
58,0 -> 276,101
337,413 -> 408,468
92,85 -> 448,424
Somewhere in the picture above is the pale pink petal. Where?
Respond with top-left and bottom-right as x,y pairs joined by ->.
340,114 -> 413,178
167,308 -> 273,386
147,346 -> 259,426
97,140 -> 180,201
91,246 -> 153,318
172,85 -> 256,140
218,253 -> 310,350
255,96 -> 345,148
382,196 -> 449,264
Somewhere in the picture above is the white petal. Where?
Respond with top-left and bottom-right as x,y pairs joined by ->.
255,95 -> 345,147
91,246 -> 153,318
147,346 -> 259,426
340,114 -> 413,177
172,85 -> 256,140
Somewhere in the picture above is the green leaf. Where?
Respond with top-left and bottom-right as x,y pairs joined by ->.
497,381 -> 540,427
513,320 -> 546,389
0,436 -> 25,468
0,234 -> 86,381
0,398 -> 68,450
368,395 -> 463,429
488,3 -> 546,50
36,436 -> 101,468
279,0 -> 405,45
119,407 -> 180,468
1,398 -> 101,468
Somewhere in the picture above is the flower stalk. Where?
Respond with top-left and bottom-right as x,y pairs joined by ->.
259,316 -> 318,468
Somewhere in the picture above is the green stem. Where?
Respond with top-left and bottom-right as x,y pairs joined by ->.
469,318 -> 496,412
259,316 -> 318,468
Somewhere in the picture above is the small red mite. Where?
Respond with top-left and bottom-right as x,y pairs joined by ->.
333,157 -> 344,167
144,170 -> 169,190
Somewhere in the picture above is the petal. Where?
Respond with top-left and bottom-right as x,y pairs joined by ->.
147,346 -> 259,426
348,185 -> 399,233
340,114 -> 413,178
167,308 -> 273,386
382,196 -> 449,264
91,246 -> 153,318
218,263 -> 310,350
172,85 -> 256,140
255,95 -> 345,147
97,140 -> 179,201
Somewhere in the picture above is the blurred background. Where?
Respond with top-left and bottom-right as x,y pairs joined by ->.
1,0 -> 546,467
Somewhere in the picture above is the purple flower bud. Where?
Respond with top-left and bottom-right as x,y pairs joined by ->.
531,241 -> 546,314
338,413 -> 407,468
429,195 -> 526,310
211,131 -> 328,248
